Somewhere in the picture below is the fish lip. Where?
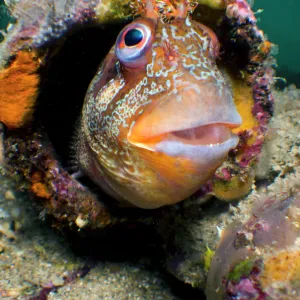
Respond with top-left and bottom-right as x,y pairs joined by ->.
129,115 -> 242,142
128,122 -> 240,151
127,82 -> 243,141
154,133 -> 239,158
149,113 -> 242,137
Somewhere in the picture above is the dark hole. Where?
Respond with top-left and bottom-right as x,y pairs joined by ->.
216,22 -> 251,74
36,23 -> 125,167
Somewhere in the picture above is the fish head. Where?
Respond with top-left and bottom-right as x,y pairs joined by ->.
77,0 -> 242,208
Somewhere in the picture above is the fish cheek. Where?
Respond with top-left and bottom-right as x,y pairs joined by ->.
76,57 -> 125,185
76,132 -> 127,203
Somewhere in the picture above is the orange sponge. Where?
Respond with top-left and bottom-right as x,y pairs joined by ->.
0,51 -> 40,129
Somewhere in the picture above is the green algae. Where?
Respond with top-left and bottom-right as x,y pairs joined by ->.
204,246 -> 215,273
228,259 -> 255,282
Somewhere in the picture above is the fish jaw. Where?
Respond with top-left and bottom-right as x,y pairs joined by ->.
124,133 -> 239,208
124,123 -> 240,208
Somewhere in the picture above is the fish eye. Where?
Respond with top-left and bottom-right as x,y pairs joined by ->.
124,29 -> 143,47
115,22 -> 153,68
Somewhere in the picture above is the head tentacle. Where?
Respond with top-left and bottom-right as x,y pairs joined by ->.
130,0 -> 198,22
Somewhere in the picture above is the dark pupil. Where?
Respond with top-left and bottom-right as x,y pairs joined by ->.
124,29 -> 143,47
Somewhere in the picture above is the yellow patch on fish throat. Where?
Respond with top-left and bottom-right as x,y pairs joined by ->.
77,2 -> 242,209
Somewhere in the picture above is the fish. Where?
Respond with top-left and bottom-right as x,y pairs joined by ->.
76,0 -> 242,209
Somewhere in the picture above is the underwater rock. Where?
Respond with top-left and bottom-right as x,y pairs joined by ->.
206,191 -> 300,299
0,0 -> 125,128
0,0 -> 130,63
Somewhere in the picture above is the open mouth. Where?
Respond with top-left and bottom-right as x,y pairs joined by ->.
128,122 -> 240,159
166,123 -> 233,146
127,81 -> 242,159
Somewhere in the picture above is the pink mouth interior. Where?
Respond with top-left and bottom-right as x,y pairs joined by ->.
167,124 -> 232,146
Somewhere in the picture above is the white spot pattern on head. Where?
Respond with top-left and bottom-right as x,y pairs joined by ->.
80,17 -> 232,191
